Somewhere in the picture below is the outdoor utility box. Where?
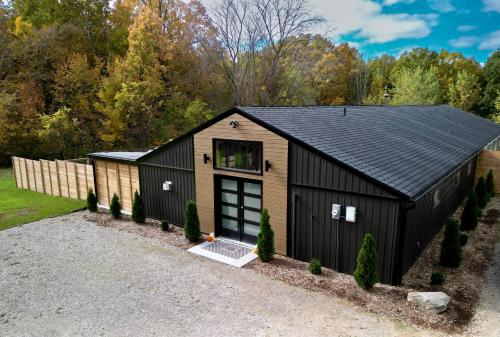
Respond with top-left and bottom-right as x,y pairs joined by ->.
163,181 -> 173,191
331,204 -> 341,219
346,206 -> 356,222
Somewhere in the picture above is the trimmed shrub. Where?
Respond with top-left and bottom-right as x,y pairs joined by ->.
475,177 -> 487,209
430,272 -> 445,285
461,191 -> 479,230
354,233 -> 379,290
309,258 -> 322,275
459,232 -> 468,246
86,188 -> 97,212
184,200 -> 200,242
257,209 -> 275,262
486,169 -> 495,199
439,219 -> 461,268
160,220 -> 169,232
110,193 -> 121,219
131,191 -> 146,224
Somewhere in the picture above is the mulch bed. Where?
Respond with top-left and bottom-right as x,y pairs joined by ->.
81,210 -> 206,250
80,199 -> 499,334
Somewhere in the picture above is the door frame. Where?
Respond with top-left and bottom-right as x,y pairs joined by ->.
214,174 -> 263,243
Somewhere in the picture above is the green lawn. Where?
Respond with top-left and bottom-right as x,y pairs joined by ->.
0,168 -> 86,230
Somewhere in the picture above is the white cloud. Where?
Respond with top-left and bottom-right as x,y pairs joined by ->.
448,36 -> 479,48
200,0 -> 439,44
479,30 -> 500,50
428,0 -> 456,13
313,0 -> 439,44
457,25 -> 478,32
483,0 -> 500,13
383,0 -> 416,5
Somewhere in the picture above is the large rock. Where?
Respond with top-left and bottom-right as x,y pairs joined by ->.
407,291 -> 450,313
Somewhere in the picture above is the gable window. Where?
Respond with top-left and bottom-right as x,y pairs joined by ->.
433,189 -> 441,208
214,139 -> 262,174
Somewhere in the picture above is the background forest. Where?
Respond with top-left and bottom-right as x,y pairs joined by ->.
1,0 -> 500,166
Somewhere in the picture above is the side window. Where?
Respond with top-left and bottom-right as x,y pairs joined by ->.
433,189 -> 441,208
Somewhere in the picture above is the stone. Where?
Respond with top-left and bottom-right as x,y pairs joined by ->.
407,291 -> 450,314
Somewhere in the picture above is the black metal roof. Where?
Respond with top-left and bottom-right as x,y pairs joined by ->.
235,105 -> 500,199
88,151 -> 148,162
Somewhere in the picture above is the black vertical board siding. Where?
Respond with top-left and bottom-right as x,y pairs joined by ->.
288,142 -> 400,284
139,165 -> 194,225
139,136 -> 195,226
401,156 -> 478,275
142,137 -> 194,169
289,185 -> 400,283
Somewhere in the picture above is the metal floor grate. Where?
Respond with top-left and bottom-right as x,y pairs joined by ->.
202,240 -> 252,259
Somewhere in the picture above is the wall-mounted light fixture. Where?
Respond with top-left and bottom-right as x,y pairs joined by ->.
163,181 -> 173,191
229,120 -> 239,128
203,153 -> 210,164
265,160 -> 272,172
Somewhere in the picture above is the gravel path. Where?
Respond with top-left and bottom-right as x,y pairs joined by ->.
465,219 -> 500,337
0,215 -> 469,337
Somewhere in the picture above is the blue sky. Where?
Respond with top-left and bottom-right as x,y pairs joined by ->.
201,0 -> 500,63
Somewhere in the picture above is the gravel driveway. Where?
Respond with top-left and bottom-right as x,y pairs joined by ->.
0,214 -> 483,337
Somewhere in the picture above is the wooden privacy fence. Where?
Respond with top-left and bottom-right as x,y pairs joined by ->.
475,150 -> 500,193
11,156 -> 95,200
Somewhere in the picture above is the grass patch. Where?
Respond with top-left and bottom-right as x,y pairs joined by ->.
0,168 -> 85,230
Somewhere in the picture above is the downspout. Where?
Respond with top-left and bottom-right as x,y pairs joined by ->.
391,200 -> 416,285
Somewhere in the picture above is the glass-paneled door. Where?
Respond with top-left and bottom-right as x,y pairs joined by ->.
216,176 -> 262,244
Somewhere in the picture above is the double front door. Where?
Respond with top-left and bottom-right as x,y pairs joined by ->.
216,176 -> 262,244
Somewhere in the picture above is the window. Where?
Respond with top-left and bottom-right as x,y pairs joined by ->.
214,139 -> 262,174
433,189 -> 441,208
467,162 -> 473,175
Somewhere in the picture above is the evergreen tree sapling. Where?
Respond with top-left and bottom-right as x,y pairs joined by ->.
86,188 -> 98,212
354,233 -> 379,290
475,176 -> 487,209
439,219 -> 462,268
461,191 -> 479,230
110,193 -> 121,219
131,190 -> 146,223
257,209 -> 275,262
486,169 -> 495,199
184,200 -> 200,242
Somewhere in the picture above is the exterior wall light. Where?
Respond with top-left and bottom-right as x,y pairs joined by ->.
203,153 -> 210,164
163,181 -> 173,191
265,160 -> 272,172
229,120 -> 239,128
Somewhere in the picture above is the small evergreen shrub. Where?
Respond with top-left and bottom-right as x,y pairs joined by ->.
486,169 -> 495,199
439,219 -> 461,268
131,191 -> 146,224
161,220 -> 169,232
461,191 -> 479,230
475,177 -> 487,209
110,193 -> 121,219
257,209 -> 275,262
430,272 -> 445,285
309,258 -> 322,275
86,188 -> 97,212
354,233 -> 379,290
459,232 -> 468,246
184,200 -> 200,242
